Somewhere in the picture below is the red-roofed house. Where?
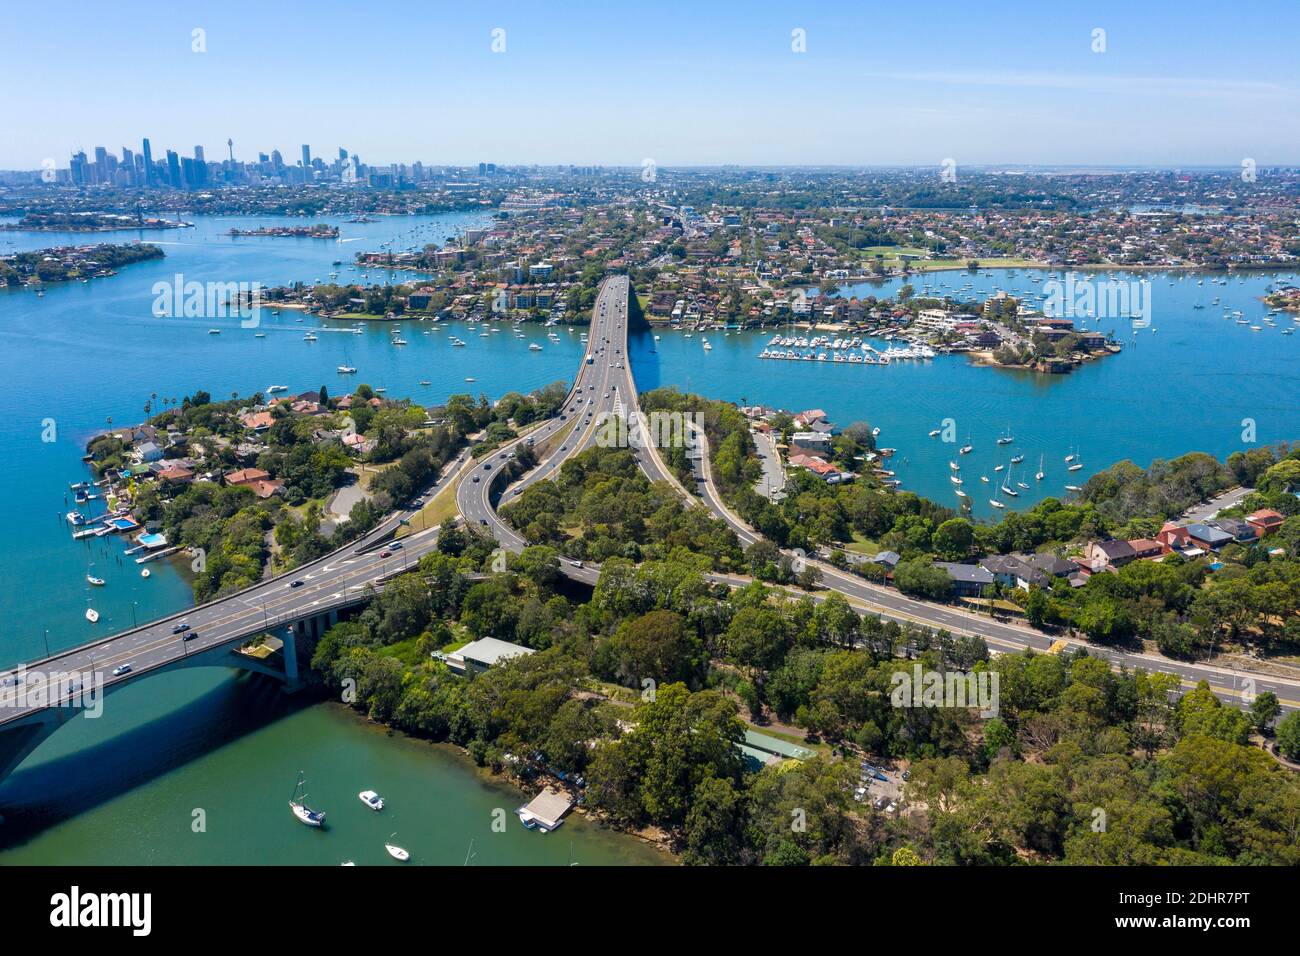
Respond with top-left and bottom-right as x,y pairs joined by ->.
1127,538 -> 1163,560
248,478 -> 284,499
1246,509 -> 1284,538
225,467 -> 271,487
1156,521 -> 1192,553
241,411 -> 276,431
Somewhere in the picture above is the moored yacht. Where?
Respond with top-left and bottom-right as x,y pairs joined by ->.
290,772 -> 326,828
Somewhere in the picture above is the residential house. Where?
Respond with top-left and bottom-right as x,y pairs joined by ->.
1184,522 -> 1233,552
1210,519 -> 1256,544
1246,509 -> 1284,538
225,467 -> 271,487
1084,539 -> 1137,571
978,554 -> 1047,590
1127,538 -> 1164,560
241,411 -> 276,431
440,637 -> 535,676
934,562 -> 994,597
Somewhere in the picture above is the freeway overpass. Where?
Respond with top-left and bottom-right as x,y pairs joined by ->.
7,271 -> 1292,792
0,274 -> 627,790
462,280 -> 1300,716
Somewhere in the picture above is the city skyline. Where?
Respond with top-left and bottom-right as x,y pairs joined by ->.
3,0 -> 1298,169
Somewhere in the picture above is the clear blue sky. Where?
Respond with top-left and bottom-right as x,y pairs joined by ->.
3,0 -> 1297,169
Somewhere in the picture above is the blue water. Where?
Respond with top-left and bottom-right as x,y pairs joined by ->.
633,269 -> 1299,521
0,211 -> 591,664
0,214 -> 1296,862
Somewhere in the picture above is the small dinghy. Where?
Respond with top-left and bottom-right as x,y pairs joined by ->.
385,835 -> 410,862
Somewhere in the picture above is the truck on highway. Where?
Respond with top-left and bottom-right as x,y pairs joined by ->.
585,354 -> 594,364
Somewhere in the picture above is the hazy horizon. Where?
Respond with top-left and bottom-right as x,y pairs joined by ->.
4,0 -> 1298,169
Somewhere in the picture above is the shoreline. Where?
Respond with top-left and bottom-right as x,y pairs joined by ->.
334,700 -> 678,861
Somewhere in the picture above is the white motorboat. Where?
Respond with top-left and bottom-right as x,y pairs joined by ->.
385,839 -> 410,862
86,574 -> 105,586
141,568 -> 151,578
337,365 -> 357,374
359,790 -> 384,811
266,385 -> 288,393
85,608 -> 100,623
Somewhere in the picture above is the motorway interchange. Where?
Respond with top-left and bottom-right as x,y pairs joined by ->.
6,273 -> 1298,726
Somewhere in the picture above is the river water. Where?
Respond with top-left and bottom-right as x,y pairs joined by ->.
0,211 -> 1294,862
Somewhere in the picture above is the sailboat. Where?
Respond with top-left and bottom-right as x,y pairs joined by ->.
1035,454 -> 1044,481
959,434 -> 973,455
996,426 -> 1014,445
289,771 -> 326,827
1001,464 -> 1019,497
989,498 -> 1006,509
85,581 -> 99,622
1068,451 -> 1084,472
86,562 -> 105,587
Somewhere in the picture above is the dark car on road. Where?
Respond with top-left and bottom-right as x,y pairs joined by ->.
289,580 -> 304,588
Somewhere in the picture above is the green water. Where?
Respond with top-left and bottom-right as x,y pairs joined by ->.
0,669 -> 666,866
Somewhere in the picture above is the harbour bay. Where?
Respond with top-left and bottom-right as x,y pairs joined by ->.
1,212 -> 1295,863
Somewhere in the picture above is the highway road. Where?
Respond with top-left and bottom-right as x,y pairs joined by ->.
0,469 -> 460,721
453,274 -> 1300,713
457,275 -> 644,584
681,425 -> 1300,711
20,272 -> 1288,728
